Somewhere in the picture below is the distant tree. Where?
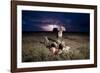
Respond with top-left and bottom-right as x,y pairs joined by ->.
53,28 -> 58,38
53,28 -> 58,33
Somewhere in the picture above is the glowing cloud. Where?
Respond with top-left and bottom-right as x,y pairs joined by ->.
40,24 -> 66,31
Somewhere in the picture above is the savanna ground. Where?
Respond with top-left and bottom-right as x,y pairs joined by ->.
22,32 -> 90,62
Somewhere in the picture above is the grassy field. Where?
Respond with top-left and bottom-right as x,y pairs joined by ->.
22,32 -> 90,62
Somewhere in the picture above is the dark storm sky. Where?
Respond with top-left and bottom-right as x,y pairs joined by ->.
22,10 -> 90,32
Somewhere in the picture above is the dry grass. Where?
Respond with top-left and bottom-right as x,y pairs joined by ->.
22,32 -> 90,62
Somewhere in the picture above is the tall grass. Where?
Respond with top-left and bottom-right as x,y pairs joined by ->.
22,33 -> 89,62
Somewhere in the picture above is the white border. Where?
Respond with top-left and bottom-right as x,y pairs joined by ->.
17,5 -> 94,68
